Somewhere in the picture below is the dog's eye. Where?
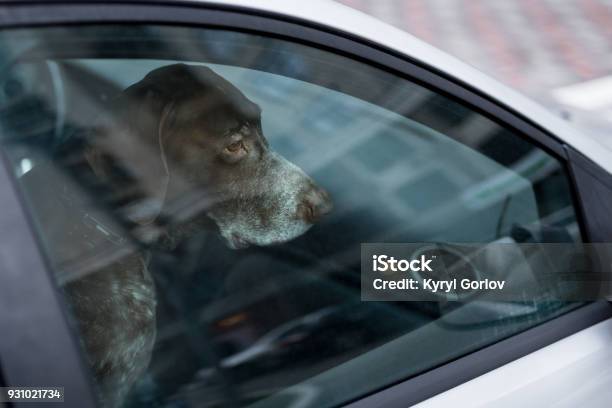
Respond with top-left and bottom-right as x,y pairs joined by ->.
224,141 -> 244,154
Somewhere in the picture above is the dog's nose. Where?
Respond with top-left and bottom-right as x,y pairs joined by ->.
297,185 -> 333,224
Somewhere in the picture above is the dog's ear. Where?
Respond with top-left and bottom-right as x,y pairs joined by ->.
124,80 -> 179,225
85,74 -> 179,226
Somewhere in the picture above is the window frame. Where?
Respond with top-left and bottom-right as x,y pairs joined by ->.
0,2 -> 610,408
0,148 -> 99,408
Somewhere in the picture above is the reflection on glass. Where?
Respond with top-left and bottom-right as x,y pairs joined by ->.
0,26 -> 580,408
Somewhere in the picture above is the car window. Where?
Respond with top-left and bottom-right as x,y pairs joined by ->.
0,25 -> 581,407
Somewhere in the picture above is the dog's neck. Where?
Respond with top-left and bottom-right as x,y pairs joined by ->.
155,211 -> 218,251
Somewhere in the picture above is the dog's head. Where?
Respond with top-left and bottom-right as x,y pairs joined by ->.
90,64 -> 332,249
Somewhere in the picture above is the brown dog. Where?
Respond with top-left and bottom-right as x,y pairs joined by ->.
36,64 -> 332,406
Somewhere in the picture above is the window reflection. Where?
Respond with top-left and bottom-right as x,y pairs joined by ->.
0,26 -> 580,408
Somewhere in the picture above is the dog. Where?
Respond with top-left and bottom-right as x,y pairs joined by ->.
42,63 -> 332,406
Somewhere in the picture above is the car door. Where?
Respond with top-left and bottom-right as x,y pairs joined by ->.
0,2 -> 611,408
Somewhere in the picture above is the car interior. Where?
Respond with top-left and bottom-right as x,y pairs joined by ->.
0,25 -> 586,407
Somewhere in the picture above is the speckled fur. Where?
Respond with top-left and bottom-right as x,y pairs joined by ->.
64,255 -> 156,407
63,64 -> 331,407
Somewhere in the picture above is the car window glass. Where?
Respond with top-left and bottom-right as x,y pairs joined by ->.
0,26 -> 581,408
